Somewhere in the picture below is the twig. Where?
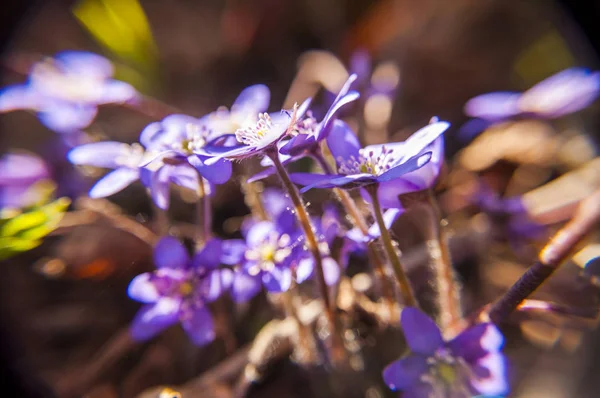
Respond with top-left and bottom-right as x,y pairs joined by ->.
488,189 -> 600,324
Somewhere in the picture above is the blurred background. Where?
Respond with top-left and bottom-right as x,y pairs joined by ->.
1,0 -> 600,397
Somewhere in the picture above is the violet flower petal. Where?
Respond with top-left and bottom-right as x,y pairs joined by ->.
127,273 -> 160,303
262,267 -> 292,293
0,85 -> 38,112
519,68 -> 600,117
289,172 -> 333,187
98,79 -> 138,104
193,238 -> 223,270
326,119 -> 361,161
470,352 -> 509,396
89,167 -> 139,198
181,306 -> 216,346
187,154 -> 232,185
448,323 -> 503,364
150,165 -> 171,210
153,236 -> 190,269
220,239 -> 247,265
232,84 -> 270,114
464,92 -> 522,121
231,271 -> 263,302
376,151 -> 432,183
318,90 -> 359,141
401,307 -> 444,355
130,297 -> 180,342
383,355 -> 429,391
246,221 -> 275,247
54,51 -> 114,79
68,141 -> 132,169
38,102 -> 98,133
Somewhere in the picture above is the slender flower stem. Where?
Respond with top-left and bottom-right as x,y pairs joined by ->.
422,190 -> 463,337
312,150 -> 395,302
366,184 -> 418,307
266,151 -> 335,324
488,189 -> 600,324
196,176 -> 212,247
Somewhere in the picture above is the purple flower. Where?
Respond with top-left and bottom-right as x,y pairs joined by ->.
465,68 -> 600,122
293,119 -> 449,209
383,307 -> 508,397
0,152 -> 50,209
68,141 -> 153,198
248,75 -> 359,182
0,51 -> 137,133
205,98 -> 311,163
138,114 -> 233,209
127,237 -> 230,345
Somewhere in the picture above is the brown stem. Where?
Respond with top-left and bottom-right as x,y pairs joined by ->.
365,184 -> 418,307
488,189 -> 600,324
422,191 -> 463,337
267,150 -> 342,359
312,150 -> 395,303
196,177 -> 212,247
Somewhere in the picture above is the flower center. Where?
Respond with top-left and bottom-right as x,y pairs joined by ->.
171,123 -> 208,154
336,146 -> 396,176
422,349 -> 474,397
235,112 -> 274,146
178,281 -> 194,297
32,61 -> 104,102
245,232 -> 292,275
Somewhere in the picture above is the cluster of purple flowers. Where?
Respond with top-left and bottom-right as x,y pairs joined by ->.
8,49 -> 600,397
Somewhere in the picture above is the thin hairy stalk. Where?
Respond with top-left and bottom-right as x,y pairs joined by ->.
366,184 -> 418,307
267,151 -> 333,318
422,190 -> 463,338
312,149 -> 395,302
196,177 -> 212,247
488,189 -> 600,324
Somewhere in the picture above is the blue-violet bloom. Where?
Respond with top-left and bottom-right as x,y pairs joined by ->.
0,152 -> 50,210
127,237 -> 230,345
0,51 -> 137,133
383,307 -> 508,398
293,119 -> 449,209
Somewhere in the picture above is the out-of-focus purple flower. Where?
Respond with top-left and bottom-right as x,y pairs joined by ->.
248,75 -> 359,182
0,152 -> 50,209
383,307 -> 508,397
68,141 -> 154,198
293,119 -> 449,209
464,68 -> 600,123
205,98 -> 311,163
0,51 -> 137,133
138,113 -> 233,209
127,237 -> 230,345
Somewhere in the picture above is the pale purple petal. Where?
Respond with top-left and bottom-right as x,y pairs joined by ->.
150,166 -> 171,210
464,92 -> 521,120
221,239 -> 247,265
231,271 -> 263,302
205,145 -> 254,164
318,90 -> 360,140
38,102 -> 98,132
326,120 -> 361,161
193,238 -> 223,269
519,68 -> 600,117
68,141 -> 131,168
0,153 -> 49,185
232,84 -> 270,114
200,268 -> 234,301
169,164 -> 201,192
399,121 -> 449,162
367,208 -> 403,238
153,236 -> 190,269
448,323 -> 504,364
98,79 -> 138,104
139,121 -> 164,148
54,51 -> 114,79
295,257 -> 314,284
89,167 -> 139,198
471,352 -> 509,396
398,137 -> 444,190
262,267 -> 292,293
0,84 -> 39,112
383,355 -> 429,391
129,297 -> 180,341
401,307 -> 443,355
279,133 -> 316,156
371,179 -> 422,209
181,306 -> 216,346
187,154 -> 232,184
403,383 -> 435,398
322,257 -> 341,285
246,221 -> 275,247
376,152 -> 432,183
128,273 -> 160,303
289,172 -> 333,187
299,174 -> 374,192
